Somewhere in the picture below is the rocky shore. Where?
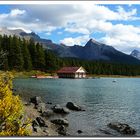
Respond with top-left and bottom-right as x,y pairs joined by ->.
23,96 -> 85,136
23,96 -> 137,136
24,102 -> 58,136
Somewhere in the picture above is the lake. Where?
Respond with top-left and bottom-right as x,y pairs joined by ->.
13,77 -> 140,136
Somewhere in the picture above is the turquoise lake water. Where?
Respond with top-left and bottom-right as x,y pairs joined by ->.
13,78 -> 140,136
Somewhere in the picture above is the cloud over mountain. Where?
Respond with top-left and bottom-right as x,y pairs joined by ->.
0,4 -> 140,53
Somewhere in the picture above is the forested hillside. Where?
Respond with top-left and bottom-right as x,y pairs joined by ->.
0,35 -> 140,76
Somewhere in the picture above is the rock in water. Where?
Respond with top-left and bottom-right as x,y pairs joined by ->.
77,130 -> 83,134
62,107 -> 70,114
51,118 -> 69,126
66,102 -> 83,111
52,104 -> 69,114
46,102 -> 52,105
30,96 -> 43,105
108,122 -> 136,135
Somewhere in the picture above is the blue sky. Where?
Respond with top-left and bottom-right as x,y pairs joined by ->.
0,4 -> 140,54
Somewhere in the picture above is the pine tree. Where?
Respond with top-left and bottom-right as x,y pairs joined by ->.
0,35 -> 9,70
21,39 -> 32,71
8,35 -> 23,70
28,39 -> 38,69
36,43 -> 45,70
45,50 -> 60,72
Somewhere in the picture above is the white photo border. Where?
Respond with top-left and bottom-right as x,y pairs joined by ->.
0,1 -> 140,140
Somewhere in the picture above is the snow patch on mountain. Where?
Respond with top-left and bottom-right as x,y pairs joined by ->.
130,50 -> 140,60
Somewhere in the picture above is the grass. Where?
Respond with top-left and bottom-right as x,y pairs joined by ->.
10,70 -> 53,78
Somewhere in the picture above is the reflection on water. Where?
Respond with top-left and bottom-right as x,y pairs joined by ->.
13,78 -> 140,136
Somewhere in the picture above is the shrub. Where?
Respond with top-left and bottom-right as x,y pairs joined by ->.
0,72 -> 31,136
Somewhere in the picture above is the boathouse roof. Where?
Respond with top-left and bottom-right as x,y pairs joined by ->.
57,66 -> 86,74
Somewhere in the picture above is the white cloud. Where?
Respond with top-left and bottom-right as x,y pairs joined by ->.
8,27 -> 31,33
10,9 -> 25,17
99,24 -> 140,53
60,35 -> 90,46
9,4 -> 140,33
0,9 -> 26,20
117,6 -> 137,20
0,4 -> 140,53
65,27 -> 90,35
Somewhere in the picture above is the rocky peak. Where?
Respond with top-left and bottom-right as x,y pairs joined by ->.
84,39 -> 102,47
130,49 -> 140,60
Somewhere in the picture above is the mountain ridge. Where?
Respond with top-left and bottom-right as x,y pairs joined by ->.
0,27 -> 140,65
130,50 -> 140,60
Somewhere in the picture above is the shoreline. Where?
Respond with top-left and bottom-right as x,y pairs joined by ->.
22,96 -> 137,137
2,70 -> 139,79
88,74 -> 140,78
23,100 -> 59,136
21,96 -> 80,136
11,71 -> 140,79
21,96 -> 89,136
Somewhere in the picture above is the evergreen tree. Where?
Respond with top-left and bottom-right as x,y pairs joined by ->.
1,35 -> 9,70
21,39 -> 32,71
28,39 -> 38,69
36,43 -> 45,70
8,35 -> 23,70
45,50 -> 62,72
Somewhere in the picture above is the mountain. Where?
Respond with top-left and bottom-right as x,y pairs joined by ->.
130,50 -> 140,60
0,27 -> 140,65
0,27 -> 24,37
0,27 -> 57,50
55,39 -> 140,64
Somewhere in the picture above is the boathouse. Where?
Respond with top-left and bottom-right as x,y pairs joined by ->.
57,66 -> 86,78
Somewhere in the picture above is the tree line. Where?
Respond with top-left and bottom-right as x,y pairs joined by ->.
0,35 -> 140,76
0,35 -> 45,71
61,58 -> 140,76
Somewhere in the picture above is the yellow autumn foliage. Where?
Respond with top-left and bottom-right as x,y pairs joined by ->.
0,72 -> 32,136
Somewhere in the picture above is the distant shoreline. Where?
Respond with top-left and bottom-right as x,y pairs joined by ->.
5,70 -> 140,79
89,74 -> 140,78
